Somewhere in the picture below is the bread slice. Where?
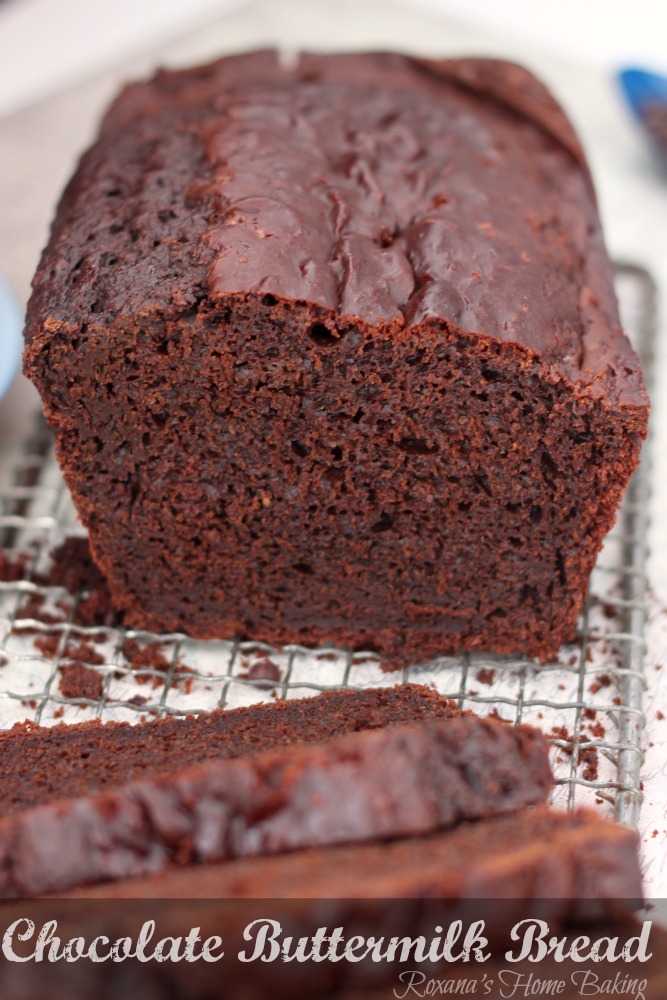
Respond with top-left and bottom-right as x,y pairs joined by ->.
64,806 -> 641,905
49,809 -> 643,1000
0,688 -> 551,896
0,685 -> 461,815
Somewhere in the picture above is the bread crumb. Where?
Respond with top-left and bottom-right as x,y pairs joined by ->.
59,663 -> 104,701
238,657 -> 282,690
122,639 -> 171,687
475,668 -> 496,686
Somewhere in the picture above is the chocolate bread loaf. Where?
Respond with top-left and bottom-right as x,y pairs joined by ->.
23,51 -> 649,662
0,692 -> 551,897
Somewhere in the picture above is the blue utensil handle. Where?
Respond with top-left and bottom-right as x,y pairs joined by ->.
618,67 -> 667,119
0,274 -> 23,399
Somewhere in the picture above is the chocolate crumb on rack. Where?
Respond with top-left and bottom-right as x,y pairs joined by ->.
58,663 -> 104,701
238,657 -> 282,689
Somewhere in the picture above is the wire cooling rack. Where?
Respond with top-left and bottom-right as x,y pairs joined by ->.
0,265 -> 655,827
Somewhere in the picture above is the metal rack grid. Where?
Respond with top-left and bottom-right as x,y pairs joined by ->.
0,265 -> 655,827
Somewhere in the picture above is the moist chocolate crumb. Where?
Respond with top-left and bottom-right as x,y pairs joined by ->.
73,589 -> 122,628
547,725 -> 598,780
582,756 -> 599,782
0,551 -> 30,582
17,593 -> 67,627
172,662 -> 197,693
64,641 -> 105,666
475,668 -> 496,686
46,537 -> 108,593
0,686 -> 555,898
59,662 -> 104,701
35,634 -> 107,665
34,634 -> 62,658
26,536 -> 122,627
121,639 -> 172,687
589,673 -> 613,695
656,710 -> 664,721
379,657 -> 406,674
238,657 -> 282,689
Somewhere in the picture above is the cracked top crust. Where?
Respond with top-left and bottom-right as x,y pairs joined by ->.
25,50 -> 647,409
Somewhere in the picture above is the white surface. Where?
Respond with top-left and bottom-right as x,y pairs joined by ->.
1,0 -> 667,118
0,0 -> 248,118
414,0 -> 667,72
0,0 -> 666,896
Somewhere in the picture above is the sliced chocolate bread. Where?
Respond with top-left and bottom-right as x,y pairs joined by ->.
48,809 -> 643,1000
0,685 -> 462,815
0,687 -> 551,896
64,805 -> 641,906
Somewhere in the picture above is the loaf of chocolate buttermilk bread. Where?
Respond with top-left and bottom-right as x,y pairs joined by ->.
23,51 -> 649,662
0,687 -> 552,896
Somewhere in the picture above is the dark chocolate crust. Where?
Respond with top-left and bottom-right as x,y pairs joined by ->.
23,51 -> 649,662
64,806 -> 641,904
0,710 -> 551,897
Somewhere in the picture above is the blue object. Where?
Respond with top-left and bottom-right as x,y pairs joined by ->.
618,67 -> 667,120
0,273 -> 23,399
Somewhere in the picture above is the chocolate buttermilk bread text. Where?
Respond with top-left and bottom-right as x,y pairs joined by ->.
0,687 -> 552,896
23,52 -> 649,662
49,810 -> 644,1000
8,811 -> 642,1000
